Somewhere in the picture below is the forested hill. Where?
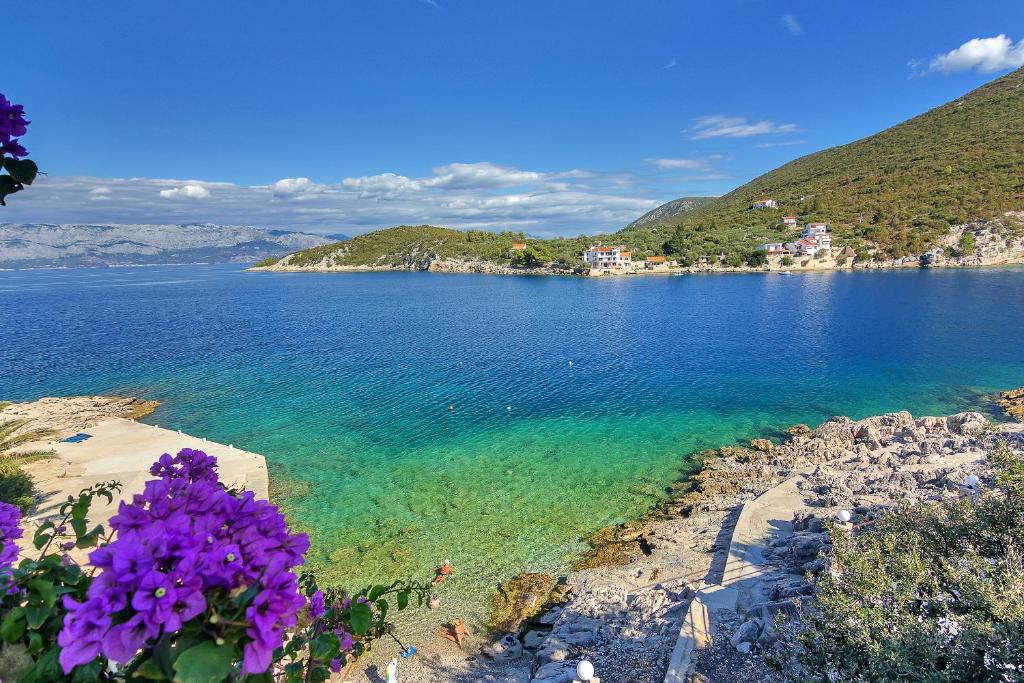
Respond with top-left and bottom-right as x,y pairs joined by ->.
644,65 -> 1024,263
263,67 -> 1024,271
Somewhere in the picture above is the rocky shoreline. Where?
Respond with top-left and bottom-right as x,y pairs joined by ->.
250,216 -> 1024,278
381,391 -> 1024,683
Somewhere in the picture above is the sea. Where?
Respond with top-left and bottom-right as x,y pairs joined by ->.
3,264 -> 1024,629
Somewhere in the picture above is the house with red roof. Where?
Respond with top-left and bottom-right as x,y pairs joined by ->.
583,245 -> 632,273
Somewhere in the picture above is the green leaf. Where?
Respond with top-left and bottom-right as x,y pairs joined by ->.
29,579 -> 57,608
71,659 -> 106,682
20,647 -> 63,683
27,629 -> 43,654
0,174 -> 21,204
397,589 -> 410,610
71,495 -> 89,522
308,633 -> 334,660
1,606 -> 25,642
172,640 -> 235,683
133,657 -> 170,680
376,598 -> 389,623
33,532 -> 52,551
348,601 -> 373,635
5,159 -> 38,185
367,584 -> 387,601
70,517 -> 87,538
26,604 -> 49,629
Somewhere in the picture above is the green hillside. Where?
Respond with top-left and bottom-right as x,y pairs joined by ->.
258,225 -> 599,269
652,65 -> 1024,263
265,67 -> 1024,271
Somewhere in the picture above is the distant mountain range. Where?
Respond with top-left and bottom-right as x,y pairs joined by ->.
0,223 -> 339,268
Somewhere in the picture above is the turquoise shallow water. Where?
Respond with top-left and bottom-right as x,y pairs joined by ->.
3,265 -> 1024,628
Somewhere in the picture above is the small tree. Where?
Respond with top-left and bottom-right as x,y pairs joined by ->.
959,231 -> 977,254
781,255 -> 795,266
513,243 -> 552,267
747,250 -> 768,267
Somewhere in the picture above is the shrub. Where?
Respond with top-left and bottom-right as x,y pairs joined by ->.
959,231 -> 977,254
0,459 -> 34,512
781,256 -> 795,266
783,441 -> 1024,682
747,250 -> 768,267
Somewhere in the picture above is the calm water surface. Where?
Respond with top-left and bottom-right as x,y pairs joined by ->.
3,265 -> 1024,627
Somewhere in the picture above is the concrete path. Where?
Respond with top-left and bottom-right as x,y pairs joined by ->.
664,447 -> 985,682
17,418 -> 268,554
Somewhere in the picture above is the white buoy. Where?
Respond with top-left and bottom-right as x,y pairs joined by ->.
837,509 -> 852,523
506,405 -> 512,412
577,660 -> 595,681
568,360 -> 573,367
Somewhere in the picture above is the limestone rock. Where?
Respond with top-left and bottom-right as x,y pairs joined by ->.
488,573 -> 556,633
999,387 -> 1024,421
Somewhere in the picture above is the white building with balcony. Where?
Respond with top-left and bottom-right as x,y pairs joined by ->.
583,245 -> 632,271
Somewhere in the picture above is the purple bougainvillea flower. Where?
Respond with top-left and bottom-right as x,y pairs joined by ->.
0,138 -> 27,159
102,614 -> 159,664
309,590 -> 326,620
0,502 -> 22,571
335,624 -> 354,652
0,94 -> 30,138
58,449 -> 309,675
58,596 -> 112,671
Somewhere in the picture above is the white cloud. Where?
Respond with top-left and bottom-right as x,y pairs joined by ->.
663,58 -> 677,70
929,34 -> 1024,74
688,115 -> 800,140
781,15 -> 802,37
271,177 -> 326,198
645,157 -> 707,170
158,184 -> 211,199
340,172 -> 424,198
756,139 -> 807,148
423,162 -> 544,189
2,162 -> 684,236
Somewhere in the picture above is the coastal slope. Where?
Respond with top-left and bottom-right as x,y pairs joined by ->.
646,65 -> 1024,262
260,67 -> 1024,274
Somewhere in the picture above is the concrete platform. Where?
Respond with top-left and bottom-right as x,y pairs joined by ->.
17,418 -> 268,553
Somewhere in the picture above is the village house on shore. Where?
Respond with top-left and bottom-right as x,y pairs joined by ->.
582,245 -> 680,275
759,221 -> 835,259
580,217 -> 847,276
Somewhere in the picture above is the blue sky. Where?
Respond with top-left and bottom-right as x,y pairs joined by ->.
5,1 -> 1024,235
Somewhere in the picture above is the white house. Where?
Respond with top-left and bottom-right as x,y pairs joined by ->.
781,216 -> 798,227
583,245 -> 632,270
758,242 -> 786,253
752,198 -> 779,209
803,223 -> 828,237
795,238 -> 822,256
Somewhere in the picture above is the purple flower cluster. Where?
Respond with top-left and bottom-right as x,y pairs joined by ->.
0,501 -> 22,571
0,93 -> 30,158
57,448 -> 310,674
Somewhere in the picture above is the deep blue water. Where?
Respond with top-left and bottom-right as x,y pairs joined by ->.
2,264 -> 1023,623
